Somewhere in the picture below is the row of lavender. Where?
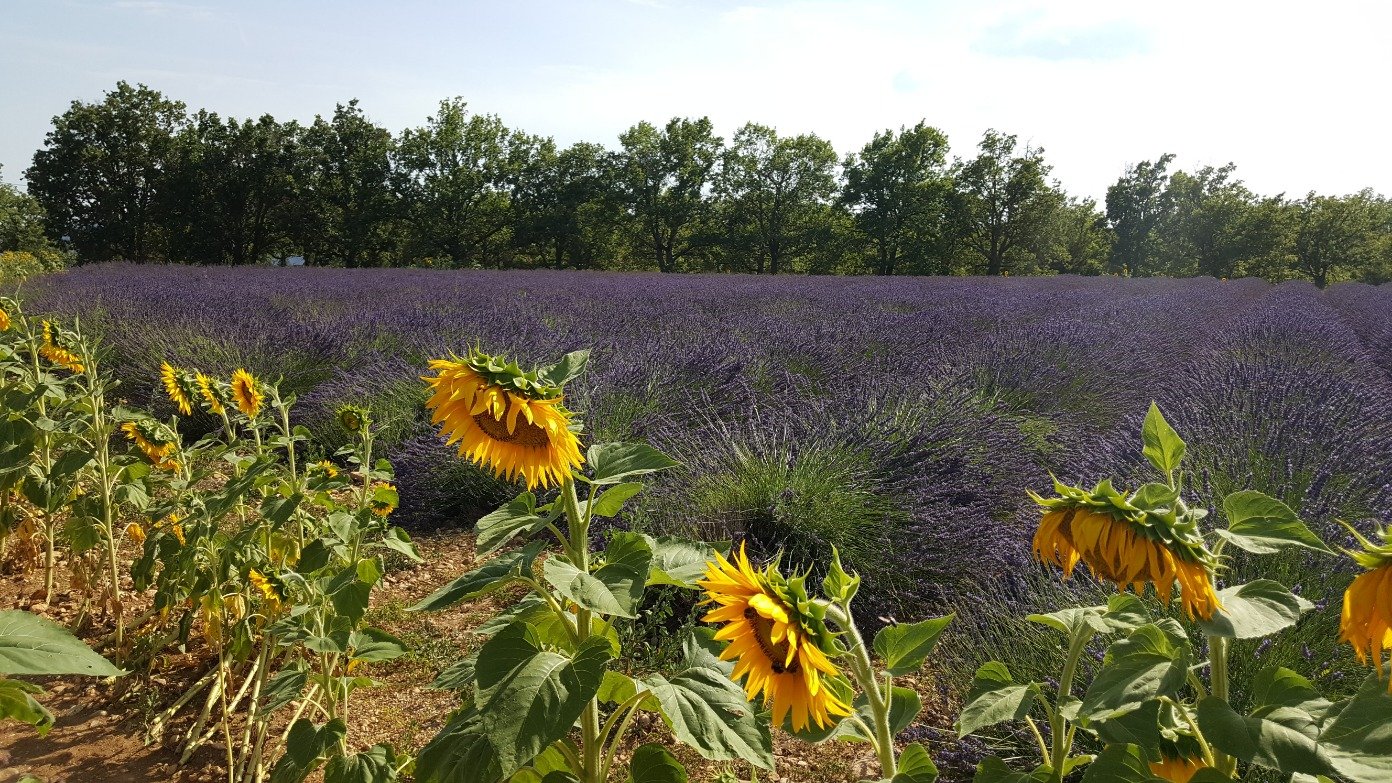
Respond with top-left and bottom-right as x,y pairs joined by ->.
25,268 -> 1392,617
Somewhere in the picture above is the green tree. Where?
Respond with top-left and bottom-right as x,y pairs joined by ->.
163,111 -> 300,265
1290,189 -> 1384,287
715,123 -> 838,274
512,141 -> 625,270
1156,164 -> 1287,279
0,166 -> 55,255
297,99 -> 398,267
840,122 -> 956,276
616,117 -> 723,272
956,130 -> 1059,276
1037,197 -> 1111,275
26,81 -> 186,262
1104,154 -> 1175,276
396,98 -> 529,267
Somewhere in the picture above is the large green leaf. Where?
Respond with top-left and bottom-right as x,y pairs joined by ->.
0,678 -> 54,735
414,708 -> 503,783
1079,621 -> 1189,721
1091,699 -> 1162,748
889,743 -> 940,783
476,493 -> 549,556
873,615 -> 954,676
628,743 -> 688,783
473,622 -> 611,779
1248,666 -> 1333,721
411,541 -> 545,611
1319,665 -> 1392,783
348,627 -> 409,664
586,442 -> 678,485
543,533 -> 651,619
1217,491 -> 1332,555
1196,580 -> 1315,639
0,610 -> 124,676
957,661 -> 1039,737
536,350 -> 590,389
270,718 -> 348,783
971,757 -> 1052,783
1141,402 -> 1185,475
1078,744 -> 1163,782
590,482 -> 643,518
645,536 -> 718,588
643,666 -> 773,769
1196,696 -> 1334,776
324,744 -> 401,783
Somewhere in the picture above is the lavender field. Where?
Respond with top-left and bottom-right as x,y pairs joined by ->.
25,267 -> 1392,691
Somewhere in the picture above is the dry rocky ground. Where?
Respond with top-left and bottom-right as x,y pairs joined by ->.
0,528 -> 957,783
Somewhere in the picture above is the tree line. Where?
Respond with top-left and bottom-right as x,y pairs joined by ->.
7,81 -> 1392,285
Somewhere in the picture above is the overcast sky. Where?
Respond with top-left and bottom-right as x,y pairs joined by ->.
4,0 -> 1390,201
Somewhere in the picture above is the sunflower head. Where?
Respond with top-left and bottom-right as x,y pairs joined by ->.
161,362 -> 198,415
699,543 -> 852,733
370,482 -> 398,517
124,522 -> 146,545
230,368 -> 264,419
337,405 -> 370,434
39,320 -> 85,374
1031,478 -> 1221,620
194,371 -> 227,415
0,303 -> 11,332
121,419 -> 181,472
422,349 -> 585,491
1148,754 -> 1210,783
1338,521 -> 1392,687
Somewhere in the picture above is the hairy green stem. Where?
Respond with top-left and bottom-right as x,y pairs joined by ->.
1049,624 -> 1094,782
827,602 -> 896,777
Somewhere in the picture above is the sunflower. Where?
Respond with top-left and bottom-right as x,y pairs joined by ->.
1148,755 -> 1210,783
0,304 -> 10,332
230,368 -> 264,419
160,362 -> 195,415
124,522 -> 146,545
1031,479 -> 1221,621
39,321 -> 85,374
121,420 -> 181,472
699,543 -> 852,732
422,351 -> 583,490
1339,522 -> 1392,689
194,371 -> 225,415
370,482 -> 398,517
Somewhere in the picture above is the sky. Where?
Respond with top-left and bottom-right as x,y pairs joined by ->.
3,0 -> 1391,201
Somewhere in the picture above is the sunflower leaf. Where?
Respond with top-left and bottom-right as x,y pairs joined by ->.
1195,580 -> 1314,640
543,533 -> 651,619
0,610 -> 125,676
873,614 -> 954,676
410,540 -> 545,612
971,757 -> 1052,783
589,482 -> 643,518
535,350 -> 590,390
1319,664 -> 1392,782
957,661 -> 1039,738
1077,743 -> 1163,782
1196,696 -> 1335,776
586,442 -> 678,485
642,666 -> 773,769
1140,402 -> 1185,476
1218,491 -> 1332,555
0,678 -> 54,735
889,743 -> 940,782
645,536 -> 719,589
475,493 -> 548,556
1079,621 -> 1190,722
628,743 -> 689,783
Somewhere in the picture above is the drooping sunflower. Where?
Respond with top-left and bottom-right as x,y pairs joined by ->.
422,350 -> 583,490
1339,522 -> 1392,689
121,420 -> 181,472
0,304 -> 11,332
699,543 -> 852,733
194,371 -> 225,415
39,321 -> 85,374
230,368 -> 264,419
161,362 -> 195,415
1031,479 -> 1221,621
1148,755 -> 1210,783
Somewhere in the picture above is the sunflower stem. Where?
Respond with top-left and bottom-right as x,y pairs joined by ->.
1207,633 -> 1236,776
828,602 -> 896,777
562,476 -> 603,783
1049,624 -> 1093,782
